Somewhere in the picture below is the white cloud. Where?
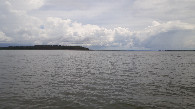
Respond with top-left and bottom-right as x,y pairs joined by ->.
41,17 -> 125,48
136,21 -> 195,49
0,31 -> 12,42
6,0 -> 45,11
0,0 -> 195,50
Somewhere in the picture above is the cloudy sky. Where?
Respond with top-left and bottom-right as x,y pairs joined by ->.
0,0 -> 195,50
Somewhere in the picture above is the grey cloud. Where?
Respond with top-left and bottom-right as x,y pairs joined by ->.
136,21 -> 195,50
133,0 -> 195,22
142,30 -> 195,50
6,0 -> 45,11
33,0 -> 195,29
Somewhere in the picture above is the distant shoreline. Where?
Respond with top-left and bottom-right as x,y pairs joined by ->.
0,45 -> 194,51
0,45 -> 89,50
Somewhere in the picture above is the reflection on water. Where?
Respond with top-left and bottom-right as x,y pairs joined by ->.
0,50 -> 195,109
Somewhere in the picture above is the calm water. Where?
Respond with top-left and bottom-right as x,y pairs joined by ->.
0,50 -> 195,109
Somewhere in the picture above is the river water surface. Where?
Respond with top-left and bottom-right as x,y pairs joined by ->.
0,50 -> 195,109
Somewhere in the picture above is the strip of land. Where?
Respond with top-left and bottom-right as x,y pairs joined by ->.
0,45 -> 89,50
0,45 -> 194,51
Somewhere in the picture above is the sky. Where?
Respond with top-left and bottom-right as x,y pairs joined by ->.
0,0 -> 195,50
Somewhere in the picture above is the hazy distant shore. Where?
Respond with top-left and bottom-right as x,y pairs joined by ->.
94,50 -> 195,51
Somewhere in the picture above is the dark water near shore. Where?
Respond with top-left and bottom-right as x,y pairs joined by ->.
0,50 -> 195,109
